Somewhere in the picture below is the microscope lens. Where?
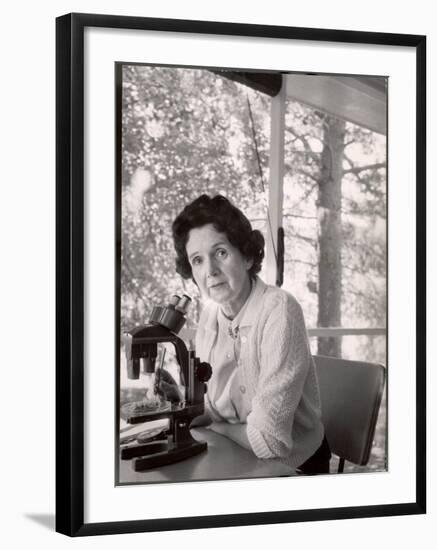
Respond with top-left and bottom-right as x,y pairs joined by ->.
142,357 -> 156,373
127,358 -> 140,379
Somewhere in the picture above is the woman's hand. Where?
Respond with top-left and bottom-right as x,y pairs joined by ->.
190,413 -> 212,428
155,369 -> 183,403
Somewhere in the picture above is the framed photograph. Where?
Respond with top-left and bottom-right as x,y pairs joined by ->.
56,12 -> 426,536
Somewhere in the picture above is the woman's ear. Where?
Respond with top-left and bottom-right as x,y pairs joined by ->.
245,257 -> 254,271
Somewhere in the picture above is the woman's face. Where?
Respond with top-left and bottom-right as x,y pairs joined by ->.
185,224 -> 252,318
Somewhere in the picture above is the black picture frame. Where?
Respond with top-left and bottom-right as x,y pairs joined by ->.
56,12 -> 426,537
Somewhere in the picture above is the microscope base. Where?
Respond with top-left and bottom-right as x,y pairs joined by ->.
125,440 -> 207,471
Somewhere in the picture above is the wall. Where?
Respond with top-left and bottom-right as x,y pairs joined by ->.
1,0 -> 434,547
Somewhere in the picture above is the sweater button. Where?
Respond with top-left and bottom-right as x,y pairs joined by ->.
239,385 -> 246,394
241,336 -> 247,344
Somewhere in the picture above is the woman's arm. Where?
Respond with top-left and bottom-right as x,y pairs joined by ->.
246,293 -> 313,459
207,422 -> 252,451
189,412 -> 212,428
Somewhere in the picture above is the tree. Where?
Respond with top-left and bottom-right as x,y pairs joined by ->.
282,100 -> 386,361
317,116 -> 346,357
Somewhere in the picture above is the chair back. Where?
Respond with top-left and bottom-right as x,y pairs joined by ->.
313,355 -> 385,466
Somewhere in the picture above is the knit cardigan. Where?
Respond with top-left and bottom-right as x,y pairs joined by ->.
195,277 -> 325,470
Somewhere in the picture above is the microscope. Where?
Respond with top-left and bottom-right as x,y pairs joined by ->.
120,294 -> 212,471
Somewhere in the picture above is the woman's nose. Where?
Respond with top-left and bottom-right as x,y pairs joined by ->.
206,257 -> 219,276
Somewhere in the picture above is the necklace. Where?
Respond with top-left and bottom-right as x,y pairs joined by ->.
220,279 -> 253,340
219,309 -> 238,339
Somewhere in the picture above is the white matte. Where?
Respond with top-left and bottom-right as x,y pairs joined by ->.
84,26 -> 416,523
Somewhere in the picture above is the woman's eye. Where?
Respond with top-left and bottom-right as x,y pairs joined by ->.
216,248 -> 227,258
191,256 -> 202,266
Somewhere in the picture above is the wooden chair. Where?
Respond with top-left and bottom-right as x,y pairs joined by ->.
313,355 -> 386,473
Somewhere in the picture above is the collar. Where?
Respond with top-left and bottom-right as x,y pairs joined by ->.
237,276 -> 268,328
202,276 -> 268,334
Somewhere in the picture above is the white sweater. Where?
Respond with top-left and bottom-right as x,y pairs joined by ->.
195,277 -> 324,470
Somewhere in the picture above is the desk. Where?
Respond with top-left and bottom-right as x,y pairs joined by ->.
118,427 -> 294,484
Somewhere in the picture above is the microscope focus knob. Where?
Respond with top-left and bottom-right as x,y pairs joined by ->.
196,361 -> 212,382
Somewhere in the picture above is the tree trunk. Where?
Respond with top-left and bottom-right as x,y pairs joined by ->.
317,116 -> 345,357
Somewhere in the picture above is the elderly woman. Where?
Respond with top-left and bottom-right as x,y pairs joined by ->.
171,194 -> 331,474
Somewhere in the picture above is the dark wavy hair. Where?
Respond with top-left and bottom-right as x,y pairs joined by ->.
172,194 -> 265,280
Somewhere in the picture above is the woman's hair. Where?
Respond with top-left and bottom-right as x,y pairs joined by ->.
172,194 -> 265,280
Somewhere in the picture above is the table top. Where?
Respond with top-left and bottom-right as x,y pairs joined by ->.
118,427 -> 294,485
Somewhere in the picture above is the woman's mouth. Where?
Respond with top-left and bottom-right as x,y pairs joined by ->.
209,282 -> 225,290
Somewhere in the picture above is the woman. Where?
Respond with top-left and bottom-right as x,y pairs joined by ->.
171,194 -> 331,474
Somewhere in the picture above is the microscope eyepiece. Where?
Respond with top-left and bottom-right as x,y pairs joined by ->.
175,294 -> 191,313
147,293 -> 191,333
168,295 -> 181,307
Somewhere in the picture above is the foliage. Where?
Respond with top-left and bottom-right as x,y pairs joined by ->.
120,66 -> 386,364
121,66 -> 269,331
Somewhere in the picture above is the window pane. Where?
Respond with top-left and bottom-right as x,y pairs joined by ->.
282,91 -> 387,363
